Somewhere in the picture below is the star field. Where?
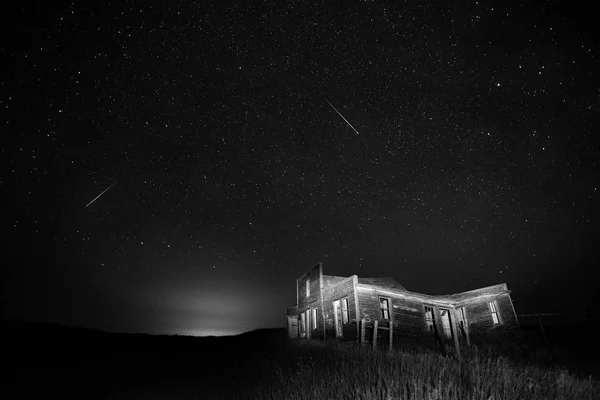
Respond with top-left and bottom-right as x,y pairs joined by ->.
2,1 -> 598,335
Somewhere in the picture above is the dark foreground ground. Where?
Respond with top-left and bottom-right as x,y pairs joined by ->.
4,319 -> 600,399
5,320 -> 290,399
5,321 -> 283,399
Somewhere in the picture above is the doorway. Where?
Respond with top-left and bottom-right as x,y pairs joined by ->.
439,308 -> 453,339
333,300 -> 343,337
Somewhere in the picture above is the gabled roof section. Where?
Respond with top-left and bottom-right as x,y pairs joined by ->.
323,275 -> 347,288
445,283 -> 509,302
358,277 -> 406,291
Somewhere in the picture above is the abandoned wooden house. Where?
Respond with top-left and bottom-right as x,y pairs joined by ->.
285,263 -> 519,352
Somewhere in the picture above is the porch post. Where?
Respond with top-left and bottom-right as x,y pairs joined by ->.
389,321 -> 393,351
451,308 -> 461,359
361,318 -> 366,344
319,262 -> 326,340
464,311 -> 471,347
373,320 -> 378,350
353,275 -> 360,342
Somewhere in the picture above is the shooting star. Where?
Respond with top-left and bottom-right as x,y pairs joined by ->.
324,97 -> 360,135
85,182 -> 116,208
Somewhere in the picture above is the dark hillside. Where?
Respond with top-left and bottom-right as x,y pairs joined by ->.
5,318 -> 599,399
4,319 -> 289,398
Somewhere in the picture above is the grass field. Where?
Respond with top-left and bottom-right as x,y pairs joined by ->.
6,320 -> 600,399
192,338 -> 599,400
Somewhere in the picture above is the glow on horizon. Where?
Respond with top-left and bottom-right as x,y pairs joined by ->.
176,328 -> 245,337
131,281 -> 268,337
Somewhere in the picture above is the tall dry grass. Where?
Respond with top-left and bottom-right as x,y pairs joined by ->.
195,339 -> 598,399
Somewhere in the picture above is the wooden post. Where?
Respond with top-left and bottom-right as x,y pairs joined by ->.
361,318 -> 366,344
307,310 -> 311,340
459,307 -> 471,347
319,263 -> 326,340
373,320 -> 378,350
389,321 -> 393,351
353,275 -> 360,341
451,309 -> 461,359
464,319 -> 471,348
464,323 -> 471,348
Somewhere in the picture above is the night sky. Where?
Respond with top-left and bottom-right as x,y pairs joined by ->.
3,1 -> 599,336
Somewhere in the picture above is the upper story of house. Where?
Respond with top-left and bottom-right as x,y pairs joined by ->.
294,263 -> 512,311
296,264 -> 322,310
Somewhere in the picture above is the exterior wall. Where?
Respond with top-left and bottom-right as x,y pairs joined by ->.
288,266 -> 519,347
465,293 -> 519,337
321,275 -> 358,341
391,297 -> 428,340
498,293 -> 519,327
297,264 -> 321,311
295,264 -> 323,339
356,286 -> 386,323
323,275 -> 347,288
357,286 -> 437,349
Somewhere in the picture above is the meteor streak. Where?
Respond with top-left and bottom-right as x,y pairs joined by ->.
324,97 -> 360,135
85,182 -> 116,208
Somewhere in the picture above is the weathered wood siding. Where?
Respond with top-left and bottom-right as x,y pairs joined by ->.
357,285 -> 438,348
289,264 -> 519,349
497,294 -> 519,327
358,277 -> 405,290
323,275 -> 346,288
465,293 -> 518,336
294,265 -> 323,339
356,286 -> 383,323
322,276 -> 357,340
391,298 -> 428,340
297,265 -> 321,311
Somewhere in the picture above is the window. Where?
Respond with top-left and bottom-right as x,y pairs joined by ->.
380,298 -> 390,319
312,308 -> 317,330
306,280 -> 310,297
341,298 -> 349,324
424,306 -> 435,333
489,300 -> 501,324
333,300 -> 343,337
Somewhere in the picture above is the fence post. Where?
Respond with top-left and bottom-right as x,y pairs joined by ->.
361,318 -> 366,344
373,320 -> 378,350
389,321 -> 393,351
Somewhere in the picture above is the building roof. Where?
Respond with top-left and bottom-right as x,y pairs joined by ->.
355,282 -> 509,306
357,277 -> 406,291
322,275 -> 347,287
